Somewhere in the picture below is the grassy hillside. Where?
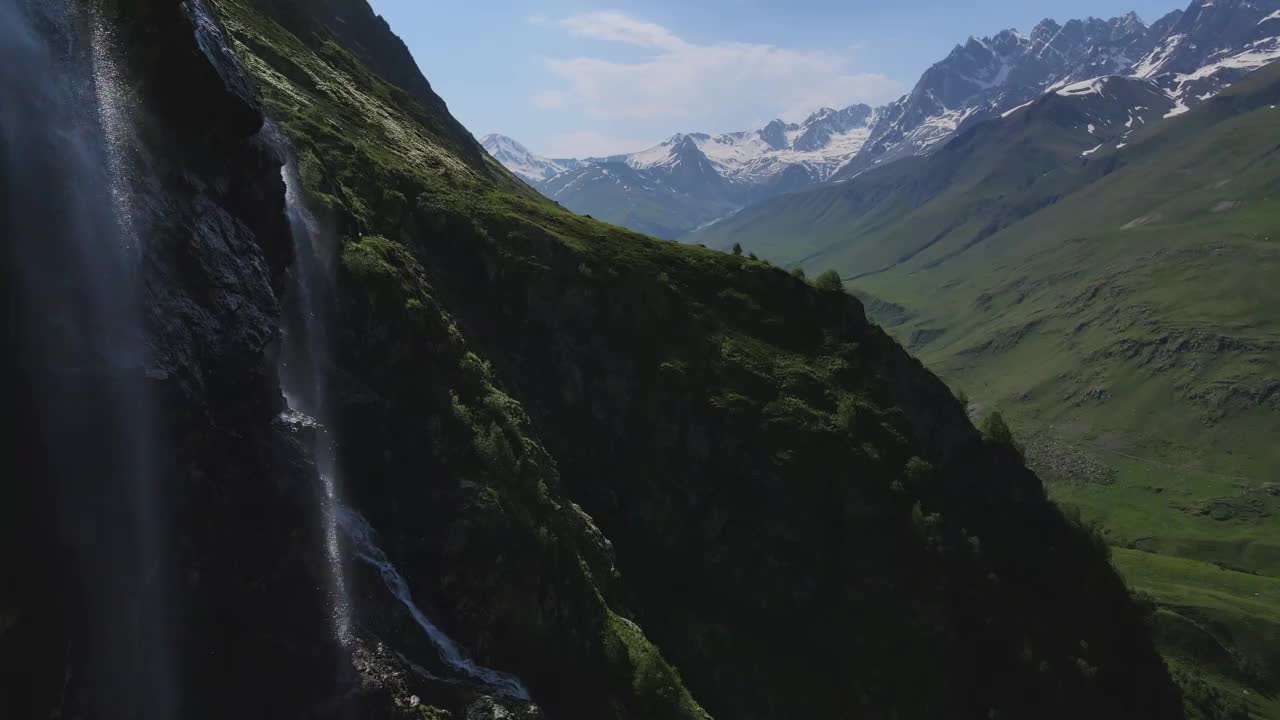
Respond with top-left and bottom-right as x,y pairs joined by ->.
917,77 -> 1280,709
208,0 -> 1186,717
852,64 -> 1280,537
1115,549 -> 1280,719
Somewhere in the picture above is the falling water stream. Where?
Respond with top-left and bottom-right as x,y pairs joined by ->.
338,508 -> 532,701
275,155 -> 355,646
178,0 -> 532,701
2,0 -> 174,716
273,154 -> 531,700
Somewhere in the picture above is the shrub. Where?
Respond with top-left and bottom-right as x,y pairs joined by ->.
790,267 -> 807,281
904,457 -> 934,488
836,396 -> 859,433
814,269 -> 844,292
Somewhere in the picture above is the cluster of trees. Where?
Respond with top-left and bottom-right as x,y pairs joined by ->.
730,243 -> 844,292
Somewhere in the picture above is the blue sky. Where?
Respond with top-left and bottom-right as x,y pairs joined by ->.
367,0 -> 1184,157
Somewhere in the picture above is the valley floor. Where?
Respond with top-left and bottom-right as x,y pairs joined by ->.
988,412 -> 1278,718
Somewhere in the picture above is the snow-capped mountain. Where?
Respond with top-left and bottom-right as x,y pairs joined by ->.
835,0 -> 1280,179
620,103 -> 877,186
487,105 -> 880,237
832,12 -> 1176,179
1132,0 -> 1280,113
484,0 -> 1280,238
480,133 -> 580,182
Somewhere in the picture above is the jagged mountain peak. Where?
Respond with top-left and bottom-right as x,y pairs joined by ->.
487,0 -> 1280,237
480,132 -> 527,154
758,118 -> 793,150
834,1 -> 1280,182
1116,10 -> 1147,31
1031,18 -> 1063,42
480,133 -> 578,183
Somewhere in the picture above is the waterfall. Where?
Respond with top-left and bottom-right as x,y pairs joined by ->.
2,0 -> 174,716
272,151 -> 532,700
274,150 -> 355,647
337,508 -> 532,701
186,0 -> 530,694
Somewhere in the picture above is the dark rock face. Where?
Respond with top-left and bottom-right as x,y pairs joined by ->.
757,119 -> 793,150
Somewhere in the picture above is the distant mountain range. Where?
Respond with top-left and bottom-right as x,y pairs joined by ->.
481,103 -> 878,237
484,0 -> 1280,239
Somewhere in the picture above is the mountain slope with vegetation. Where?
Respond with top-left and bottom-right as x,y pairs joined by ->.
692,63 -> 1280,475
201,0 -> 1189,717
694,52 -> 1280,720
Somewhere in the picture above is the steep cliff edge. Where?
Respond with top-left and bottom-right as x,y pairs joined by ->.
207,0 -> 1185,717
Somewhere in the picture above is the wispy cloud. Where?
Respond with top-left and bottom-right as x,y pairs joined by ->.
531,11 -> 902,126
560,11 -> 687,51
539,130 -> 654,158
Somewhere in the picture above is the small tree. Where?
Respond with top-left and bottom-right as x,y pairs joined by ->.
836,396 -> 859,433
748,253 -> 758,261
790,267 -> 807,281
732,242 -> 743,256
980,411 -> 1015,446
814,269 -> 844,292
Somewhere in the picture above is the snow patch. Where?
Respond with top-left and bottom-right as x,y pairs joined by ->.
1056,77 -> 1108,97
1163,96 -> 1190,118
1174,40 -> 1280,84
1001,99 -> 1035,118
1133,33 -> 1185,78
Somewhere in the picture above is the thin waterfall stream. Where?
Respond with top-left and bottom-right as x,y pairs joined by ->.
338,507 -> 532,701
273,144 -> 530,700
182,0 -> 532,699
275,154 -> 354,646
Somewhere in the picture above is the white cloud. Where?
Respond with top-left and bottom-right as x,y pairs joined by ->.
536,11 -> 903,126
539,131 -> 654,158
531,90 -> 571,109
560,11 -> 687,51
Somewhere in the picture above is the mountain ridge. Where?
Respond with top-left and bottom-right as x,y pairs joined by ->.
486,0 -> 1280,240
